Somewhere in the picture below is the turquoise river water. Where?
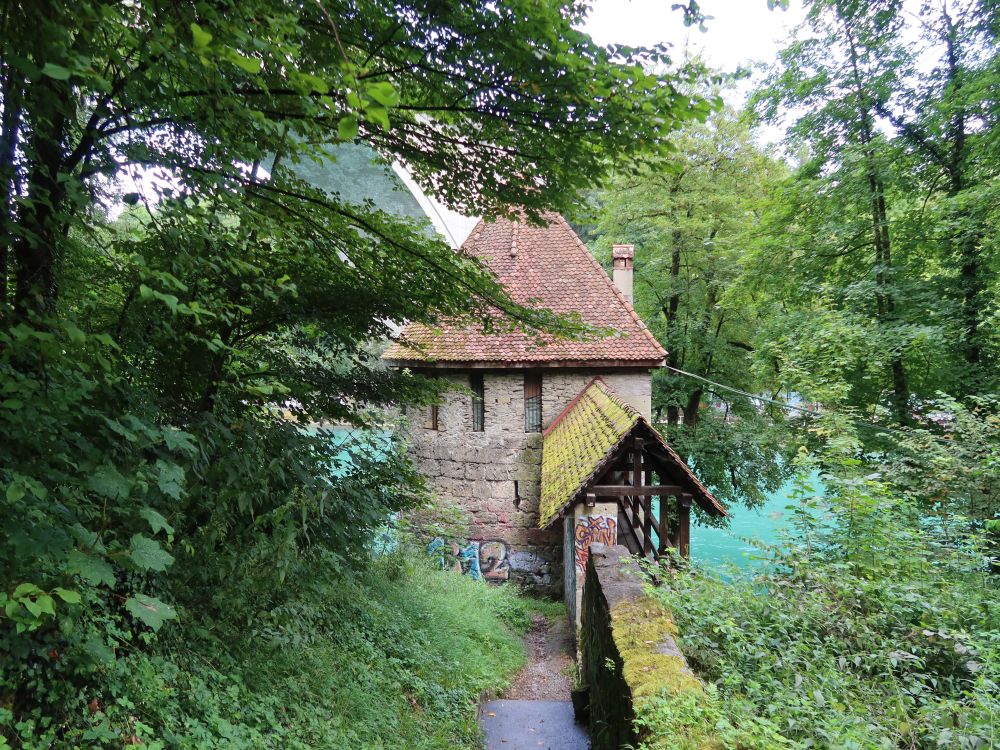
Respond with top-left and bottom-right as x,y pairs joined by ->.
691,477 -> 801,570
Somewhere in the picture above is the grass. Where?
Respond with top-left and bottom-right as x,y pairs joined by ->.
78,552 -> 545,750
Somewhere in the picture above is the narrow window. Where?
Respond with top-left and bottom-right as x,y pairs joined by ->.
513,480 -> 521,510
470,373 -> 485,432
425,404 -> 439,430
524,372 -> 542,432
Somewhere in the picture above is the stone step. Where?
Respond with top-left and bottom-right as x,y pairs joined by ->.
480,700 -> 588,750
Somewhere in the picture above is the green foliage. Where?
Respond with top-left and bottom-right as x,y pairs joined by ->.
3,552 -> 538,749
585,104 -> 795,508
634,687 -> 792,750
748,0 -> 1000,418
0,1 -> 710,745
877,394 -> 1000,524
648,447 -> 1000,749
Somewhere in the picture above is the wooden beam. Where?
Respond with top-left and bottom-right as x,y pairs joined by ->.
677,497 -> 691,559
642,495 -> 653,557
619,496 -> 642,534
657,484 -> 670,557
606,461 -> 656,473
632,437 -> 643,491
617,507 -> 642,555
618,502 -> 644,553
591,485 -> 687,497
622,497 -> 651,554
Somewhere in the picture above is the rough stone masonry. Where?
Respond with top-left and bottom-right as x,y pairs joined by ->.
406,370 -> 651,596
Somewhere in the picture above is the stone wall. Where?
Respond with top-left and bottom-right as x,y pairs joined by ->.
406,369 -> 651,596
581,543 -> 704,750
541,371 -> 652,426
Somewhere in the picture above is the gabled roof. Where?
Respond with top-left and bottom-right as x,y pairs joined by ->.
539,378 -> 726,528
382,213 -> 666,367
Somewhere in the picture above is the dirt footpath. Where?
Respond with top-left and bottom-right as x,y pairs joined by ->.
503,613 -> 576,700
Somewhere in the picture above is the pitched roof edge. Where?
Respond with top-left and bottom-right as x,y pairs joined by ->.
540,379 -> 642,528
540,419 -> 637,529
542,375 -> 609,438
555,215 -> 667,359
637,422 -> 728,517
381,357 -> 666,369
539,379 -> 727,528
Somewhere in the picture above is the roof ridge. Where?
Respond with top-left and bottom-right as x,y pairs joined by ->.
463,217 -> 487,252
554,214 -> 666,359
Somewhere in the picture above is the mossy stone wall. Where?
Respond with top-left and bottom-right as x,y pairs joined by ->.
581,543 -> 704,749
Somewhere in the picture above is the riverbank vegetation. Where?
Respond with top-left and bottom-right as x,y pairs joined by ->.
581,1 -> 1000,747
646,442 -> 998,749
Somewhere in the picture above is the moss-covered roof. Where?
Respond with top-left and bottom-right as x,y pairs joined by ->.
539,378 -> 726,528
540,379 -> 641,528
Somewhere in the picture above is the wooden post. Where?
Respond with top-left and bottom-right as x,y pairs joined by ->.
632,437 -> 643,489
657,479 -> 670,558
643,496 -> 653,557
678,497 -> 691,558
634,437 -> 652,556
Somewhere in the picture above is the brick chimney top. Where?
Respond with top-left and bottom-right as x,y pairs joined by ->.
612,244 -> 634,261
611,244 -> 635,305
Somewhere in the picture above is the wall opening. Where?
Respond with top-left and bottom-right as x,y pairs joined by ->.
524,372 -> 542,432
470,373 -> 485,432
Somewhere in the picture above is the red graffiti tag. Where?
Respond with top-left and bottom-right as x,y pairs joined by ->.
574,515 -> 617,573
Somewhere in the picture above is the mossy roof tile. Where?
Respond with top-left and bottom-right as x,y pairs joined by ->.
540,379 -> 640,527
540,379 -> 726,528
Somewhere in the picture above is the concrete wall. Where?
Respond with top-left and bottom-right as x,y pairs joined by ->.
567,503 -> 617,628
581,544 -> 704,749
406,369 -> 652,596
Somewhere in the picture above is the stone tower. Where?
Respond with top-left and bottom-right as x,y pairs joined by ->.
383,213 -> 673,594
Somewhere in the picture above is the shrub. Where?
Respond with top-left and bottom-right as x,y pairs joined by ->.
645,454 -> 1000,750
2,552 -> 535,749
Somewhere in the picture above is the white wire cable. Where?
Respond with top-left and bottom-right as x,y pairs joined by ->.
662,365 -> 958,446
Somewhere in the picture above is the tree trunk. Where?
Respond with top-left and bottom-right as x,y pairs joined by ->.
664,225 -> 682,425
11,76 -> 70,318
0,63 -> 25,315
941,10 -> 984,372
682,387 -> 702,427
845,21 -> 911,425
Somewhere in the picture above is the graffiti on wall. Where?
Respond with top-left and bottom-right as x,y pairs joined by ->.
427,538 -> 511,582
574,515 -> 617,573
479,541 -> 512,581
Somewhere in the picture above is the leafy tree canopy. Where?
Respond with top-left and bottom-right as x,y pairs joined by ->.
0,1 -> 715,742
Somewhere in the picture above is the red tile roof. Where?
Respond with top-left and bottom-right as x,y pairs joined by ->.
383,213 -> 666,366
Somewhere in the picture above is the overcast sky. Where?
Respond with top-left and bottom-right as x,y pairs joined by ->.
582,0 -> 806,86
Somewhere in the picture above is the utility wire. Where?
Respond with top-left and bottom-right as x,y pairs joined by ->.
662,365 -> 957,447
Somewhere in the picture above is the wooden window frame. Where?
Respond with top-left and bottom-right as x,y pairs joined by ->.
425,403 -> 439,431
470,373 -> 485,432
524,372 -> 542,433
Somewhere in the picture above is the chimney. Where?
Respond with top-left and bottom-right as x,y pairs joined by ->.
612,244 -> 634,305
